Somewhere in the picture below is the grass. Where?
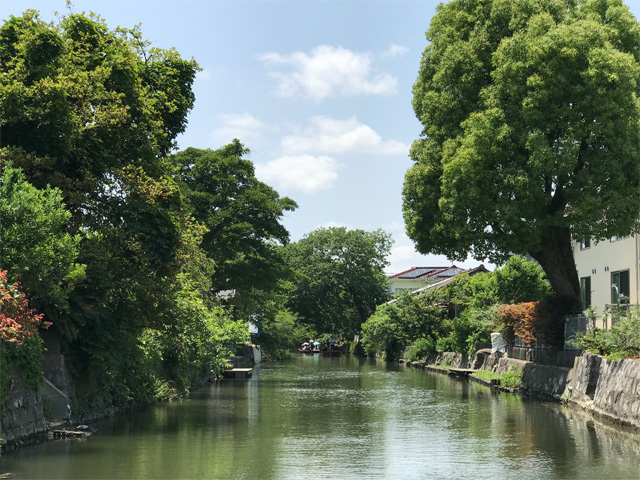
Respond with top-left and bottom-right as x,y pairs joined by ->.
472,366 -> 523,389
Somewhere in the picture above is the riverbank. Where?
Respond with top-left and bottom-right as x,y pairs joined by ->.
407,350 -> 640,430
4,346 -> 640,449
0,343 -> 263,451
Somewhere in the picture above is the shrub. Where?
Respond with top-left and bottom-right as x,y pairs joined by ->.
0,270 -> 51,390
573,306 -> 640,359
405,337 -> 436,362
498,302 -> 538,346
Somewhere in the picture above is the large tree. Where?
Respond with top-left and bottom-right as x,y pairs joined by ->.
169,142 -> 298,302
284,227 -> 392,338
0,10 -> 200,335
404,0 -> 640,304
0,10 -> 227,403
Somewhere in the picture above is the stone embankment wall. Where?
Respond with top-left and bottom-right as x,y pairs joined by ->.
563,353 -> 640,429
413,349 -> 571,402
0,373 -> 47,447
415,348 -> 640,417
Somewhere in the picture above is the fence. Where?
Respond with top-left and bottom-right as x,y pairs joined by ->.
564,315 -> 594,350
503,315 -> 593,368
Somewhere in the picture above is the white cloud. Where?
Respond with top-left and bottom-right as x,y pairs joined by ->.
281,116 -> 408,156
210,113 -> 266,145
255,154 -> 339,194
381,44 -> 409,59
258,45 -> 397,101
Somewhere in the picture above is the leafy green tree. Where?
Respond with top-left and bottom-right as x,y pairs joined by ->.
0,10 -> 200,335
0,10 -> 237,407
169,142 -> 298,301
494,256 -> 551,304
285,227 -> 392,338
0,163 -> 84,312
361,292 -> 446,359
0,11 -> 198,208
404,0 -> 640,305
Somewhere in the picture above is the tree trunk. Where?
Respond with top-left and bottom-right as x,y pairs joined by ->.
529,225 -> 582,308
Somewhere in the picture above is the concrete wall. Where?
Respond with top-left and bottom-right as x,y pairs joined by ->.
563,353 -> 640,429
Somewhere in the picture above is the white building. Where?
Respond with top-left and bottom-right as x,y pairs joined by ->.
572,234 -> 640,318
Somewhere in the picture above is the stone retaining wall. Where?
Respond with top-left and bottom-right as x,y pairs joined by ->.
563,353 -> 640,429
520,363 -> 571,401
0,373 -> 47,448
413,350 -> 571,402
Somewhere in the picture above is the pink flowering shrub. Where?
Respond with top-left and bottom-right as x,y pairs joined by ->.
0,270 -> 50,346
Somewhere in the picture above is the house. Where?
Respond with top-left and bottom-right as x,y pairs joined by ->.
387,266 -> 467,295
572,234 -> 640,318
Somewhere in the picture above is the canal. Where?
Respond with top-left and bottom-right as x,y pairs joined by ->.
2,354 -> 640,479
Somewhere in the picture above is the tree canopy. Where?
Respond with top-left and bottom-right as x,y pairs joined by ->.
0,10 -> 261,404
283,227 -> 392,338
169,142 -> 298,301
404,0 -> 640,303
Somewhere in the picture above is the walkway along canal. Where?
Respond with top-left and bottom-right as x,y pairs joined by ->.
2,354 -> 640,479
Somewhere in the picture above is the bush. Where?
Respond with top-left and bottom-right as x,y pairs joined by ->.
498,302 -> 538,346
573,307 -> 640,359
405,337 -> 436,362
0,270 -> 51,390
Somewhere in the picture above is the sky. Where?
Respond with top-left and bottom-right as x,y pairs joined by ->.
4,0 -> 640,275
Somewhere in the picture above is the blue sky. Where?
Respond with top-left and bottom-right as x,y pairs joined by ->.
4,1 -> 640,275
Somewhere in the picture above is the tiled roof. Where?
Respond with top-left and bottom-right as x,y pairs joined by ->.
388,266 -> 466,280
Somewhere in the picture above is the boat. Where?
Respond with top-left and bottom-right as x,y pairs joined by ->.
298,342 -> 320,354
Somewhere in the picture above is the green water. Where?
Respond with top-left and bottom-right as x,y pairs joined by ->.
2,354 -> 640,479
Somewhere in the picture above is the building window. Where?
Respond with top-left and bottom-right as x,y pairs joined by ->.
580,276 -> 591,309
611,270 -> 630,304
580,238 -> 590,250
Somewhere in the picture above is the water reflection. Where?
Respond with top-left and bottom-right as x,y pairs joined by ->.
2,355 -> 640,479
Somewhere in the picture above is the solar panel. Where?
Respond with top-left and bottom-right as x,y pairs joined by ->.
398,268 -> 434,279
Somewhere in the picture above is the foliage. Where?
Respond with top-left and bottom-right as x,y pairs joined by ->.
0,10 -> 199,200
498,302 -> 538,346
404,0 -> 640,302
572,306 -> 640,359
153,274 -> 249,388
0,270 -> 50,345
361,292 -> 447,360
498,294 -> 579,348
361,304 -> 405,360
460,305 -> 500,354
473,366 -> 523,389
405,337 -> 437,363
169,143 -> 298,301
0,163 -> 85,312
284,227 -> 392,338
255,307 -> 310,360
493,257 -> 551,304
0,270 -> 51,390
361,257 -> 551,360
0,9 -> 270,410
